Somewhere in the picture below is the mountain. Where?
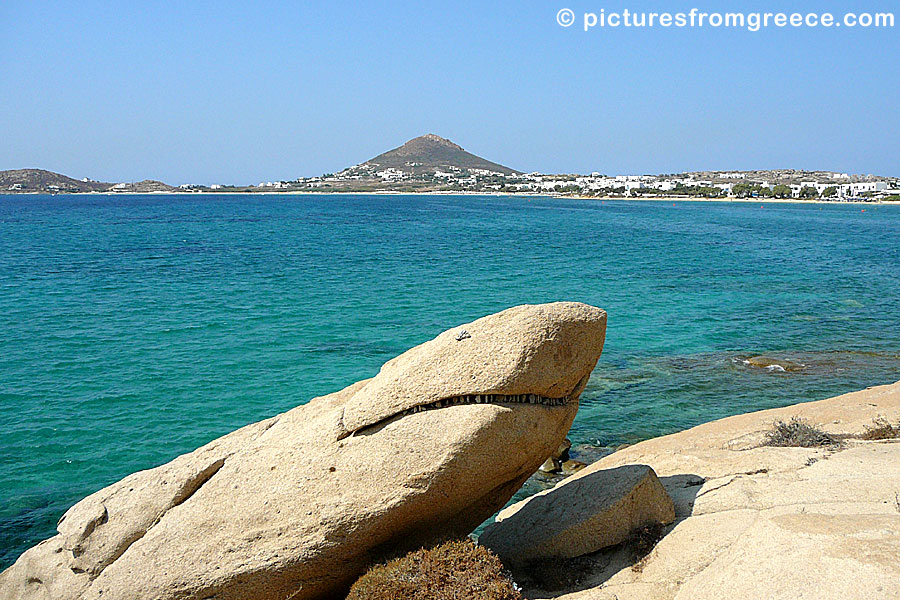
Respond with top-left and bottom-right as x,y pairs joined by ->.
358,134 -> 520,175
0,169 -> 174,194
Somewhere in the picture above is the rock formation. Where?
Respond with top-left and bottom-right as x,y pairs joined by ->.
481,464 -> 675,566
539,438 -> 572,473
522,380 -> 900,600
744,355 -> 805,372
0,302 -> 607,600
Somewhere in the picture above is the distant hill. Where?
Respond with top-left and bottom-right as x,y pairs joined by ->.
0,169 -> 174,194
358,134 -> 520,175
0,169 -> 110,193
107,180 -> 176,193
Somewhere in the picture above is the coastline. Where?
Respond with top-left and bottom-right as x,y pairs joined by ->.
508,379 -> 900,599
2,190 -> 898,205
574,195 -> 899,205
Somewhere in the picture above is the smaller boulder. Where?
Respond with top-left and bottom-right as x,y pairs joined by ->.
560,459 -> 587,475
540,438 -> 574,475
538,438 -> 572,474
554,438 -> 573,461
539,457 -> 560,473
480,464 -> 675,566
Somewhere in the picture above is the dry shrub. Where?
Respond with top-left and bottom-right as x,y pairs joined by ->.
346,539 -> 522,600
860,418 -> 900,440
764,417 -> 838,448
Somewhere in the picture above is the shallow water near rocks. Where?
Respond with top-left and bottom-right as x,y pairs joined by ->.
2,194 -> 899,567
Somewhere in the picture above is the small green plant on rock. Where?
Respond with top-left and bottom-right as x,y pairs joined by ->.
764,417 -> 839,448
346,539 -> 522,600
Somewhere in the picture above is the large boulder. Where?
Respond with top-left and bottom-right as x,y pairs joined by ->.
480,464 -> 675,566
0,302 -> 607,600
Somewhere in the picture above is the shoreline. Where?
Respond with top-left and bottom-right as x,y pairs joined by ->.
2,190 -> 898,205
508,379 -> 900,599
575,195 -> 899,205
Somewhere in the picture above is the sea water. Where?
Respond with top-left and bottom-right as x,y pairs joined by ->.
2,194 -> 899,567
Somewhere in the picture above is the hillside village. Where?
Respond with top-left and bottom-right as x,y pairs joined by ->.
209,136 -> 900,201
273,167 -> 898,201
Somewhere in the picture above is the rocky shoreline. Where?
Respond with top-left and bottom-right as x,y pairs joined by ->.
1,303 -> 897,599
506,379 -> 900,600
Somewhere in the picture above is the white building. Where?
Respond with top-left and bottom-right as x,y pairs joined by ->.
850,181 -> 887,195
649,180 -> 677,191
376,169 -> 406,182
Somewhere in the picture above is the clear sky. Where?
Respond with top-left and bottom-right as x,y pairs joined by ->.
1,0 -> 897,184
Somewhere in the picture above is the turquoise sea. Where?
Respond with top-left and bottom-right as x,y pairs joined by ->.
2,193 -> 899,568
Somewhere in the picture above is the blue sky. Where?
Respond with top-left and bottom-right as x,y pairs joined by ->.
1,0 -> 897,184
